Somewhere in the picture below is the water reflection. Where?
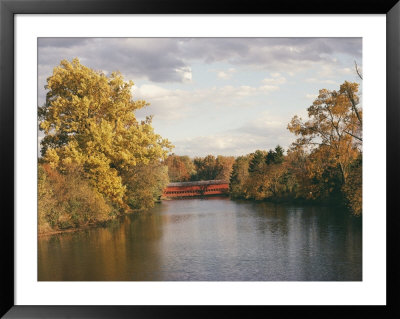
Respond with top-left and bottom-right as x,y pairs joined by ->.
38,198 -> 361,281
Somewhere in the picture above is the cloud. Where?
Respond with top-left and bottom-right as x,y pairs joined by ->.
216,68 -> 236,79
38,37 -> 361,85
132,85 -> 192,121
38,38 -> 188,83
172,112 -> 294,157
173,134 -> 263,157
180,38 -> 361,70
176,66 -> 192,82
37,37 -> 361,109
38,38 -> 90,48
37,38 -> 361,157
315,64 -> 355,78
262,73 -> 287,85
234,111 -> 292,143
305,93 -> 318,100
216,84 -> 279,97
133,82 -> 280,121
305,78 -> 338,85
303,64 -> 361,88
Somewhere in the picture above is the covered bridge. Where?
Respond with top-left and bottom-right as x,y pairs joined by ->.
163,180 -> 229,198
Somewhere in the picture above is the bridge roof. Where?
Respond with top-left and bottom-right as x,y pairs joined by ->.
167,180 -> 228,187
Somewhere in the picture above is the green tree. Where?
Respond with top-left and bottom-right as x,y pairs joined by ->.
248,150 -> 267,174
229,155 -> 250,198
193,155 -> 221,180
266,145 -> 284,165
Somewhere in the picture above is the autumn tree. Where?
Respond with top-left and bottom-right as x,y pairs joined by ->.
290,146 -> 343,201
122,161 -> 169,211
215,155 -> 235,181
39,59 -> 173,209
165,154 -> 196,182
339,81 -> 362,144
342,156 -> 362,215
262,146 -> 293,199
229,155 -> 250,199
288,81 -> 362,213
287,82 -> 361,185
244,147 -> 291,200
38,163 -> 111,233
285,146 -> 315,199
244,150 -> 267,199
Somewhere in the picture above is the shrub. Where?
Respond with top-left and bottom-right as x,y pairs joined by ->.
38,164 -> 112,233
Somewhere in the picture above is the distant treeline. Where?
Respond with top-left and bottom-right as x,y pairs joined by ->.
165,81 -> 363,215
229,81 -> 362,214
229,146 -> 361,215
165,143 -> 361,215
164,154 -> 234,182
230,81 -> 362,214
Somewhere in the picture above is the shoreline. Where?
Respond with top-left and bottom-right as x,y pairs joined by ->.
38,196 -> 358,237
38,209 -> 135,237
38,224 -> 98,237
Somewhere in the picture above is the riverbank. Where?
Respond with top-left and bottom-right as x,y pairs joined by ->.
38,223 -> 102,237
161,193 -> 229,200
38,207 -> 147,237
38,217 -> 120,237
39,194 -> 359,237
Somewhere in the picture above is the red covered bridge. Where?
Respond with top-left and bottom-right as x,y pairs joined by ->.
162,180 -> 229,198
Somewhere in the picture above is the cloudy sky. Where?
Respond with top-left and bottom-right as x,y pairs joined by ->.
38,38 -> 362,157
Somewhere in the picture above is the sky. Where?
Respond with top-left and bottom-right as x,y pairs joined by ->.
38,38 -> 362,157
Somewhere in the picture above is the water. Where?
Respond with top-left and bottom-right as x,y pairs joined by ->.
38,198 -> 362,281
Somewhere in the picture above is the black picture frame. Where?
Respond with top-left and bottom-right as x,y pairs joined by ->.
1,0 -> 399,318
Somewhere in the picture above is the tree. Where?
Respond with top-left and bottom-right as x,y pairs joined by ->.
229,155 -> 250,199
286,145 -> 319,200
122,161 -> 169,211
354,60 -> 363,80
193,155 -> 220,180
191,155 -> 235,181
38,163 -> 111,233
339,81 -> 362,143
266,145 -> 284,165
248,150 -> 267,174
342,156 -> 362,215
39,59 -> 173,208
215,155 -> 235,181
287,82 -> 361,185
165,154 -> 195,182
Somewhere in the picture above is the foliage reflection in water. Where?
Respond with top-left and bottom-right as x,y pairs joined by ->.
38,198 -> 361,281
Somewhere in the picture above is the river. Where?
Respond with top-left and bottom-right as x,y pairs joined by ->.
38,197 -> 362,281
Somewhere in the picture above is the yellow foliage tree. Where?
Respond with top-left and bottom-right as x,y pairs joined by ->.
287,81 -> 362,213
39,59 -> 173,208
288,82 -> 361,185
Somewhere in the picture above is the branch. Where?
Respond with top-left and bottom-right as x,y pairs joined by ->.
344,130 -> 362,142
354,61 -> 363,80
